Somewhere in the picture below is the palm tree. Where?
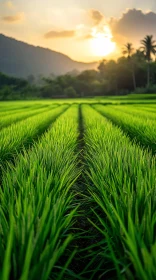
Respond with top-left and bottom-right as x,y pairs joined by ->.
140,35 -> 156,87
123,43 -> 136,90
134,49 -> 145,62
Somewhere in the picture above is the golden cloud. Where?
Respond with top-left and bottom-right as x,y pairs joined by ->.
2,12 -> 25,23
89,9 -> 104,25
44,30 -> 75,39
110,9 -> 156,45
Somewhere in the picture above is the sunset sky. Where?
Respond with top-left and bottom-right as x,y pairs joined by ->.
1,0 -> 156,62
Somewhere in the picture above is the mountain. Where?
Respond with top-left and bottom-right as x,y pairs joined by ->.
0,34 -> 97,78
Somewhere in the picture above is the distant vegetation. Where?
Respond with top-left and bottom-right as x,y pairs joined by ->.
1,34 -> 156,100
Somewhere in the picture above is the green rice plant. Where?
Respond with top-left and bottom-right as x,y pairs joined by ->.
0,105 -> 57,130
133,104 -> 156,108
0,101 -> 50,110
0,103 -> 46,113
82,105 -> 156,280
133,105 -> 156,114
0,105 -> 80,280
93,104 -> 156,153
0,104 -> 52,118
0,104 -> 27,112
0,105 -> 68,165
109,105 -> 156,120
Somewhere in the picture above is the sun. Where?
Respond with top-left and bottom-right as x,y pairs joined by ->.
90,26 -> 116,57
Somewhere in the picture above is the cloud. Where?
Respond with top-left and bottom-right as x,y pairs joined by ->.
89,9 -> 104,25
110,9 -> 156,46
76,24 -> 85,30
2,12 -> 25,23
83,34 -> 93,40
44,30 -> 75,39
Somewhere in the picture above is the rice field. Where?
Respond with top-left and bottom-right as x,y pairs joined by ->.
0,100 -> 156,280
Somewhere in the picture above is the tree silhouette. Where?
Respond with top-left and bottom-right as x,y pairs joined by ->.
141,35 -> 156,87
123,43 -> 136,90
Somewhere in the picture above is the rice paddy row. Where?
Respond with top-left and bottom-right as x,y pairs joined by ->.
0,102 -> 155,280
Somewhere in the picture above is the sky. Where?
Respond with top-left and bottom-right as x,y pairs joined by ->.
1,0 -> 156,62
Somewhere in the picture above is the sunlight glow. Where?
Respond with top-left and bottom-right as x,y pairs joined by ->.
90,26 -> 116,57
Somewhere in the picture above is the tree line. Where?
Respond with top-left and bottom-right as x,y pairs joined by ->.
123,35 -> 156,90
1,34 -> 156,100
